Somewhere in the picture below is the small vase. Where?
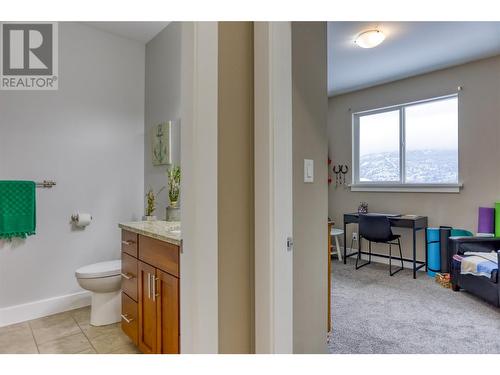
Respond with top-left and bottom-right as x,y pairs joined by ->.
166,206 -> 181,221
170,200 -> 179,209
143,215 -> 157,221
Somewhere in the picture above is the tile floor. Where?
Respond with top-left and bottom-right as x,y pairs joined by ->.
0,306 -> 140,354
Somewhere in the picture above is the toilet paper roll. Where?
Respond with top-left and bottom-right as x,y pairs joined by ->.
73,213 -> 92,227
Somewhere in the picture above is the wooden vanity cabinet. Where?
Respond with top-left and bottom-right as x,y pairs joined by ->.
121,230 -> 180,354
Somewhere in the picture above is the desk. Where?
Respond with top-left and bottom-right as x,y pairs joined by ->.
343,213 -> 428,279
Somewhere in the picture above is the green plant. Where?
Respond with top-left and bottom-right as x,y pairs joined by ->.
168,165 -> 181,207
145,186 -> 165,216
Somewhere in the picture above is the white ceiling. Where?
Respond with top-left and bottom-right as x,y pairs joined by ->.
84,22 -> 170,44
328,22 -> 500,96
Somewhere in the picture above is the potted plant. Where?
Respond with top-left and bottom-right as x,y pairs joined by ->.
166,166 -> 181,221
168,165 -> 181,208
144,186 -> 165,221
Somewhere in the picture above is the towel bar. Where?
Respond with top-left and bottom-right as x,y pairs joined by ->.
36,180 -> 56,188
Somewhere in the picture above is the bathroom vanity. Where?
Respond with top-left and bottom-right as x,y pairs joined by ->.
118,221 -> 181,354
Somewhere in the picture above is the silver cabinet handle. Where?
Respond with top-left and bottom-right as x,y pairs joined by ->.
121,314 -> 134,324
121,272 -> 134,280
122,240 -> 135,246
152,275 -> 159,301
147,272 -> 151,299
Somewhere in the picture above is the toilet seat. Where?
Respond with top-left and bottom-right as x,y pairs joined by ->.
75,260 -> 121,279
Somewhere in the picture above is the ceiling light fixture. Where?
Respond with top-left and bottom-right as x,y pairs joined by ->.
354,29 -> 385,49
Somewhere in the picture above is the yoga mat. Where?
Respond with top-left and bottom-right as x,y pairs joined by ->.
496,202 -> 500,237
450,229 -> 473,237
426,228 -> 440,277
478,207 -> 495,234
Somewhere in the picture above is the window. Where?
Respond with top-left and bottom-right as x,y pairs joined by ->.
353,95 -> 459,190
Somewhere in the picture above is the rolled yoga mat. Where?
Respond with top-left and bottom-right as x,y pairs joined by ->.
496,202 -> 500,237
426,228 -> 440,277
478,207 -> 495,235
450,228 -> 473,237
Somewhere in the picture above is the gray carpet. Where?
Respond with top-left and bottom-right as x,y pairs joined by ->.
328,258 -> 500,354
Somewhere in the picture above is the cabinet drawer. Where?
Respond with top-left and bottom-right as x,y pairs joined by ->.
122,230 -> 138,257
139,235 -> 179,277
121,293 -> 138,345
121,253 -> 138,301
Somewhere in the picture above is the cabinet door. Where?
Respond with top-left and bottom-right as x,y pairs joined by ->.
156,269 -> 180,354
138,261 -> 157,354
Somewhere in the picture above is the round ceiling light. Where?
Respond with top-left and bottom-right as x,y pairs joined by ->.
354,30 -> 385,49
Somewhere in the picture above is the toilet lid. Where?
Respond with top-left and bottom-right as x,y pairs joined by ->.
75,260 -> 121,279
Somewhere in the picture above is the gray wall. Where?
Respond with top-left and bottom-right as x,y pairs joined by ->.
145,23 -> 182,218
0,22 -> 145,310
329,55 -> 500,259
292,22 -> 329,353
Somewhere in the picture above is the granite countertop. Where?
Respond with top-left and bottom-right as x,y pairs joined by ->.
119,221 -> 181,246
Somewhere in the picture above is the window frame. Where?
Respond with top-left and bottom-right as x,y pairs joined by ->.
351,93 -> 461,192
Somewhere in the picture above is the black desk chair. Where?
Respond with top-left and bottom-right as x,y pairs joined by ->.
356,214 -> 404,276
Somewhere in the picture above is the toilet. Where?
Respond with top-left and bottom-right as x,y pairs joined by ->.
75,260 -> 122,326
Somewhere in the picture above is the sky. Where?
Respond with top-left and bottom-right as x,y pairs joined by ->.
359,97 -> 458,156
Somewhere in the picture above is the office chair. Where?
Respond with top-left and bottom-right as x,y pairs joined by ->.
356,214 -> 404,276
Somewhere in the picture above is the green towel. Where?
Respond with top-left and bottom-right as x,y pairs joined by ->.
0,181 -> 36,240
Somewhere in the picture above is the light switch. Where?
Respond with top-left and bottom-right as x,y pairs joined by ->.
304,159 -> 314,183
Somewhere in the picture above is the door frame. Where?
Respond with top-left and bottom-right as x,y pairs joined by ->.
254,21 -> 294,354
180,21 -> 293,354
180,21 -> 219,354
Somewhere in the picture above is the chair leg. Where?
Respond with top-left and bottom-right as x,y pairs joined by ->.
334,235 -> 342,262
389,243 -> 392,272
390,238 -> 404,276
355,236 -> 361,268
356,237 -> 371,270
398,238 -> 404,269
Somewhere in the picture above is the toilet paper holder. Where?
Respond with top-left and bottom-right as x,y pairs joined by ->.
71,213 -> 93,227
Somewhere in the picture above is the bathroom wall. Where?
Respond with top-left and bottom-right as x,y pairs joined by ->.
144,23 -> 182,218
0,22 -> 145,324
328,55 -> 500,261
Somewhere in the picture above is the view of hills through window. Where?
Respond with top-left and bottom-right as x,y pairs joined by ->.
358,97 -> 458,184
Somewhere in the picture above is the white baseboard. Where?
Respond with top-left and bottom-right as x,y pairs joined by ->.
0,291 -> 91,327
336,247 -> 427,272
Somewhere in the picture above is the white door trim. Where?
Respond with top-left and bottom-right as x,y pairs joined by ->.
254,22 -> 293,354
180,21 -> 219,354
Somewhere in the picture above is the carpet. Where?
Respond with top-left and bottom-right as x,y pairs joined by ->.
328,258 -> 500,354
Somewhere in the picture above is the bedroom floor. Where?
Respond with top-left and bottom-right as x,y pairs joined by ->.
328,258 -> 500,354
0,307 -> 139,354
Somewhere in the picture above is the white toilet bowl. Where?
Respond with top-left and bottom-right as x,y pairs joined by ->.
75,260 -> 121,326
